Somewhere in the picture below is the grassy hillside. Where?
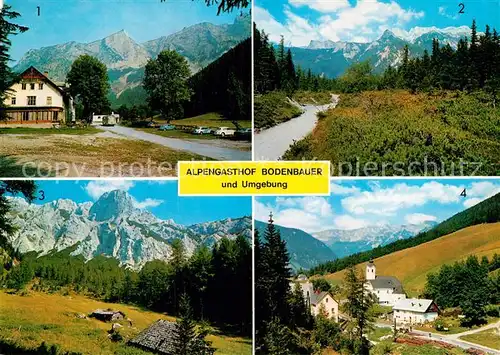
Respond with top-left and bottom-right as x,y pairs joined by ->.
323,223 -> 500,296
283,90 -> 500,175
254,92 -> 302,129
309,192 -> 500,276
0,291 -> 251,355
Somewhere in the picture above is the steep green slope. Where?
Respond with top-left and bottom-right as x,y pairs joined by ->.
255,220 -> 336,271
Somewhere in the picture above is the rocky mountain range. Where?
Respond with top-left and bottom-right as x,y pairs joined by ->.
289,26 -> 473,78
6,190 -> 251,270
254,220 -> 336,271
313,222 -> 438,258
13,14 -> 251,97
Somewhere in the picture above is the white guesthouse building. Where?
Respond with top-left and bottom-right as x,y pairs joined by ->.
364,260 -> 407,306
2,66 -> 75,125
393,298 -> 439,325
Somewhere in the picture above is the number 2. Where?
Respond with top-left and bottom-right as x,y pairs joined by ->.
458,3 -> 465,14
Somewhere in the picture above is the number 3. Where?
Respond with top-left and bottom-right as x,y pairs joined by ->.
38,190 -> 45,201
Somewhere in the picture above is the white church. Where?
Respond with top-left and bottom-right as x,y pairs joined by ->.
364,260 -> 407,306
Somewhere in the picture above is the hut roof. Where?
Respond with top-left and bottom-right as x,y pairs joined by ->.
129,319 -> 177,354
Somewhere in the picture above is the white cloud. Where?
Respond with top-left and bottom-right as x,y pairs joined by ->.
462,182 -> 500,208
132,198 -> 164,209
341,181 -> 463,216
330,182 -> 360,195
84,180 -> 135,200
333,215 -> 369,230
405,213 -> 437,225
438,6 -> 458,20
289,0 -> 350,13
255,197 -> 335,233
256,0 -> 424,46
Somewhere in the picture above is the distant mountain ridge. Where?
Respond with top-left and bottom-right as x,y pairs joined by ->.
6,190 -> 251,270
255,220 -> 336,271
314,222 -> 438,258
287,26 -> 474,78
13,14 -> 251,96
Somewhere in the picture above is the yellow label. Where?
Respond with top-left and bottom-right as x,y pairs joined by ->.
178,161 -> 330,196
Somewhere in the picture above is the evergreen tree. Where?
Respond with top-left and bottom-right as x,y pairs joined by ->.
172,294 -> 214,355
0,5 -> 28,120
288,283 -> 312,329
263,318 -> 297,355
262,212 -> 292,323
342,266 -> 374,354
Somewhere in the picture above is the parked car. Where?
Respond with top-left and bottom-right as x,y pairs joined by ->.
193,126 -> 212,135
235,127 -> 251,140
147,121 -> 158,128
159,124 -> 176,131
214,127 -> 235,137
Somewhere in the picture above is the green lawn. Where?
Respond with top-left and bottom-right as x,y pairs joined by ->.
415,317 -> 499,335
460,328 -> 500,350
0,155 -> 53,177
0,127 -> 102,135
370,341 -> 468,355
136,128 -> 218,140
170,112 -> 251,129
367,327 -> 392,342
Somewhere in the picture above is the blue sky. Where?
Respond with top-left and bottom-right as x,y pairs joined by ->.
7,0 -> 246,62
255,0 -> 499,46
22,180 -> 251,225
255,179 -> 500,233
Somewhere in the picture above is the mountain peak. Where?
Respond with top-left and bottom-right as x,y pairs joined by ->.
89,189 -> 135,222
380,29 -> 397,40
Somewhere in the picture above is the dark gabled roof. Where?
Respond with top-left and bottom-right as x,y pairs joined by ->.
129,319 -> 177,355
310,291 -> 337,306
19,66 -> 67,96
367,276 -> 405,294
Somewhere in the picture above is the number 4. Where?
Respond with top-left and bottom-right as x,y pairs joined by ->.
460,189 -> 466,197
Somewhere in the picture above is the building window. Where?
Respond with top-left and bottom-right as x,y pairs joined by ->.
47,96 -> 52,105
30,83 -> 35,90
11,97 -> 16,105
52,111 -> 58,121
21,83 -> 26,90
27,96 -> 36,105
22,112 -> 29,121
39,83 -> 44,90
326,298 -> 328,303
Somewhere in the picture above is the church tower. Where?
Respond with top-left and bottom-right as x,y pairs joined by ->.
366,260 -> 376,280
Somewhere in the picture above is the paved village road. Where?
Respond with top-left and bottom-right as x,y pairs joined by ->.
412,328 -> 500,354
100,125 -> 251,161
254,94 -> 339,161
375,322 -> 500,354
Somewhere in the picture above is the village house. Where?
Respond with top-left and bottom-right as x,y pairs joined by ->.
2,66 -> 75,126
290,276 -> 339,322
89,309 -> 126,322
393,298 -> 439,325
364,260 -> 407,306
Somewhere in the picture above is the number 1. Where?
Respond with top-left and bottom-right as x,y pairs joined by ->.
37,6 -> 40,16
